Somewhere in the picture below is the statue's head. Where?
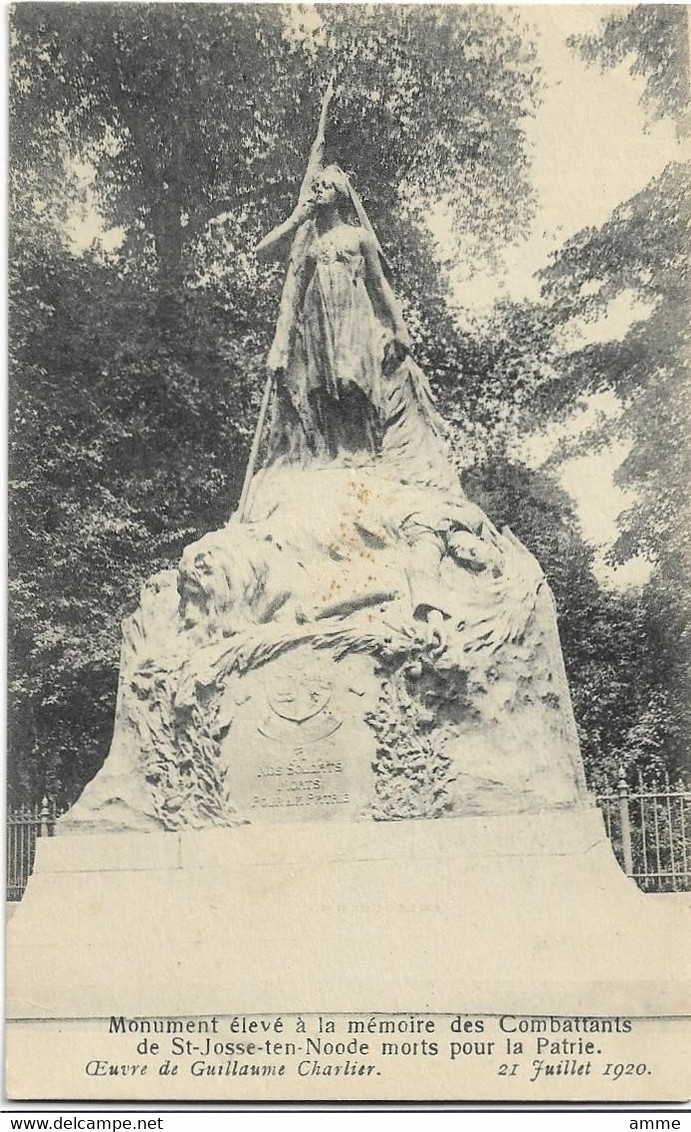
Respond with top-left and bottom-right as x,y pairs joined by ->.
312,164 -> 353,213
177,526 -> 269,639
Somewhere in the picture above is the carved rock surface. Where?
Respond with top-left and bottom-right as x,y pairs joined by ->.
59,465 -> 589,833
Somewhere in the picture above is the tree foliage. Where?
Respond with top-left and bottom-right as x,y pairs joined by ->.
568,4 -> 690,128
11,3 -> 540,288
9,206 -> 267,803
538,162 -> 690,589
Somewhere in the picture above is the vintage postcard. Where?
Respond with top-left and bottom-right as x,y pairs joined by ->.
6,1 -> 690,1104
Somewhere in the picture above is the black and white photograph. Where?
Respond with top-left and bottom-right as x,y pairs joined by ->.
6,0 -> 691,1105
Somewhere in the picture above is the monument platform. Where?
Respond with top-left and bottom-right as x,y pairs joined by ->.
7,804 -> 690,1020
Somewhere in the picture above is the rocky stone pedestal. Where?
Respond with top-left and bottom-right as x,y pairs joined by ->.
7,804 -> 690,1021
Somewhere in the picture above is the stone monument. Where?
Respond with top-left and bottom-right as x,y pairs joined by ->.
7,82 -> 689,1032
51,78 -> 589,836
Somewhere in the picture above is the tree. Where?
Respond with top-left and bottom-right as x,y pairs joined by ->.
537,162 -> 690,589
8,205 -> 271,804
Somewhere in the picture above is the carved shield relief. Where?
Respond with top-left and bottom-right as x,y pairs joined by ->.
259,668 -> 342,744
267,670 -> 333,721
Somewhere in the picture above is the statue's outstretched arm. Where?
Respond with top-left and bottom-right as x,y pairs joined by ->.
256,77 -> 336,261
255,199 -> 314,261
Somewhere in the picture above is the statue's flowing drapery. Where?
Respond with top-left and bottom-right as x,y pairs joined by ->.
267,218 -> 386,463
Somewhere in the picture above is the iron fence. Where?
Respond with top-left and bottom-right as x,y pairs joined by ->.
7,797 -> 61,902
6,771 -> 691,900
596,768 -> 690,892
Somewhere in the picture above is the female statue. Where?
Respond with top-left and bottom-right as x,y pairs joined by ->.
256,79 -> 412,465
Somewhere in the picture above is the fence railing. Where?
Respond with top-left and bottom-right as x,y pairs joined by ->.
6,771 -> 691,900
595,768 -> 690,893
7,797 -> 61,902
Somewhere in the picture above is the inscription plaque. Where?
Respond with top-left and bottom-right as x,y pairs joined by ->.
221,649 -> 379,822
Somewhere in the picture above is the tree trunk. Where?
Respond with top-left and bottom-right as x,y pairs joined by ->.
151,197 -> 185,322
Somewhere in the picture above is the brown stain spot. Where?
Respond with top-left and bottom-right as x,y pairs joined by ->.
347,479 -> 371,505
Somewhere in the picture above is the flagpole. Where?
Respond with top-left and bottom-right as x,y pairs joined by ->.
237,370 -> 275,522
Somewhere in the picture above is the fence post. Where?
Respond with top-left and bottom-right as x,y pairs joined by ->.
39,795 -> 50,839
617,766 -> 634,877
